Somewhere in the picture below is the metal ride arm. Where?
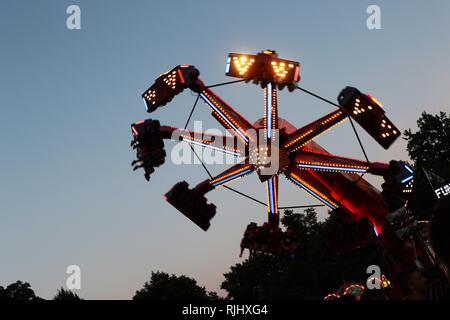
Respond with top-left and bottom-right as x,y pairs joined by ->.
287,145 -> 414,234
167,126 -> 245,158
285,164 -> 390,234
263,83 -> 280,226
291,145 -> 415,189
131,120 -> 244,181
292,148 -> 390,175
194,79 -> 256,144
195,163 -> 256,195
284,166 -> 340,211
141,64 -> 256,145
282,109 -> 348,153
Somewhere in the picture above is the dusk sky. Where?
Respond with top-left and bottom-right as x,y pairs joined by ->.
1,0 -> 450,299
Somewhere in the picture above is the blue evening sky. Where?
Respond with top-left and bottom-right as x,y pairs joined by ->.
1,0 -> 449,299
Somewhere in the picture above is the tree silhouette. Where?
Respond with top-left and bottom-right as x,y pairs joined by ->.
221,253 -> 281,300
404,111 -> 450,219
0,281 -> 38,300
133,271 -> 218,300
221,208 -> 381,299
53,287 -> 82,300
404,111 -> 450,177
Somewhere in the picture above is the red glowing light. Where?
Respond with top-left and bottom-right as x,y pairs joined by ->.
294,66 -> 300,82
366,94 -> 382,108
177,69 -> 185,84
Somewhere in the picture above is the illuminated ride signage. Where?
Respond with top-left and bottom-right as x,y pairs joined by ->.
435,182 -> 450,199
338,86 -> 401,149
142,65 -> 199,112
225,50 -> 300,91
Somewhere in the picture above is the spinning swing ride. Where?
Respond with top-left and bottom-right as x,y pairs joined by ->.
130,50 -> 415,251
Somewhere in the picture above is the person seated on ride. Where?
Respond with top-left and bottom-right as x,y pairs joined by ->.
397,268 -> 429,300
268,225 -> 282,254
280,227 -> 297,255
239,222 -> 257,258
258,223 -> 271,252
430,197 -> 450,280
252,224 -> 266,253
429,197 -> 450,299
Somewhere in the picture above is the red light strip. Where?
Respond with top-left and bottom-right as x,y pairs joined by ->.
294,66 -> 300,82
177,69 -> 185,84
366,94 -> 382,108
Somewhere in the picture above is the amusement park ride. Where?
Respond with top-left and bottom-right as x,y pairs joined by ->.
128,49 -> 450,300
130,50 -> 413,233
130,50 -> 450,293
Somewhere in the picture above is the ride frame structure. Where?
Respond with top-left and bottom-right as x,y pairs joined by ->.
131,49 -> 416,270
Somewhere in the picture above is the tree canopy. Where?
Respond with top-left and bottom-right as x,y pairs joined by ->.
221,111 -> 450,300
53,287 -> 82,300
133,271 -> 218,300
221,208 -> 381,299
404,111 -> 450,218
0,281 -> 38,300
404,111 -> 450,177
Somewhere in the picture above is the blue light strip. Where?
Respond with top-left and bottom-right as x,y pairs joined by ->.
184,139 -> 241,157
288,177 -> 337,210
225,57 -> 231,73
401,176 -> 414,184
401,164 -> 414,184
200,93 -> 249,143
266,83 -> 273,140
373,226 -> 379,237
143,97 -> 149,111
405,164 -> 414,174
297,164 -> 368,173
211,168 -> 253,187
268,178 -> 275,213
